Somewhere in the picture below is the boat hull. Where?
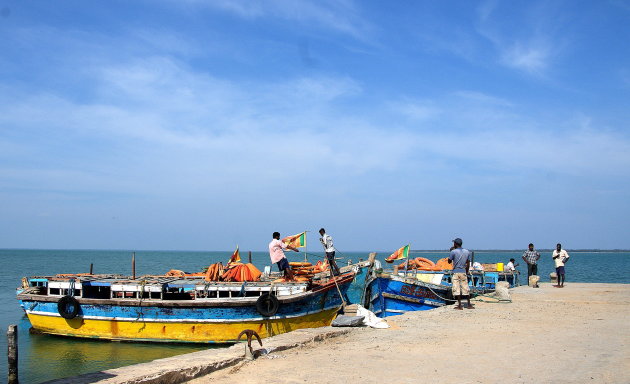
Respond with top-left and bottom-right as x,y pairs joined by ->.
24,307 -> 339,343
19,274 -> 353,343
366,275 -> 451,318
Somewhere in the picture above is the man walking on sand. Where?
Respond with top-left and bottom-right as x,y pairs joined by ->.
552,243 -> 570,287
319,228 -> 341,277
448,238 -> 474,310
522,243 -> 540,278
269,232 -> 299,280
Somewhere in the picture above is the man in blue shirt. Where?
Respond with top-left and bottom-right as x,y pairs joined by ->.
448,238 -> 475,310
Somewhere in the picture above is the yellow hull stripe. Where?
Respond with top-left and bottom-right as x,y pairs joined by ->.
26,308 -> 339,343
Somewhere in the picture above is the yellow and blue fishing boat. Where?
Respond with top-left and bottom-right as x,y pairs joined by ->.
16,271 -> 355,343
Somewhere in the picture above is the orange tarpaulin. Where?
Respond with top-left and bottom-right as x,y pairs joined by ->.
221,263 -> 262,282
205,262 -> 225,281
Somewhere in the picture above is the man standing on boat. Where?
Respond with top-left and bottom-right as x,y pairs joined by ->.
552,243 -> 570,288
522,243 -> 540,278
448,238 -> 474,310
269,232 -> 299,280
319,228 -> 341,277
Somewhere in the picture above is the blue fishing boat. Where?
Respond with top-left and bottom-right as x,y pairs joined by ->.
362,255 -> 517,317
338,259 -> 372,305
364,272 -> 452,317
16,271 -> 355,343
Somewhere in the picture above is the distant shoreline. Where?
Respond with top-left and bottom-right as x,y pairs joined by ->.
1,248 -> 629,253
410,249 -> 630,253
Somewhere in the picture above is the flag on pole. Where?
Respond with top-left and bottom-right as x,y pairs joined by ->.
282,232 -> 307,248
385,244 -> 410,263
229,245 -> 241,264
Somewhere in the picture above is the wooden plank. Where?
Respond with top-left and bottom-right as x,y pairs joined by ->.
7,324 -> 18,384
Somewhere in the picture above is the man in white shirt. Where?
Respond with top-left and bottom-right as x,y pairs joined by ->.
319,228 -> 341,277
505,258 -> 519,286
506,258 -> 517,272
552,243 -> 570,288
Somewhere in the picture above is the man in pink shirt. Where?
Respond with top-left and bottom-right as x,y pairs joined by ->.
269,232 -> 299,280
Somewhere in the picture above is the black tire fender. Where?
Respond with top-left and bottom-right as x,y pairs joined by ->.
57,295 -> 80,319
256,293 -> 279,317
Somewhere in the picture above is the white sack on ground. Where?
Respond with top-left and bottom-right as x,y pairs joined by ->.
356,304 -> 389,329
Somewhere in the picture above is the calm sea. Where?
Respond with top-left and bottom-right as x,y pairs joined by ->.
1,248 -> 628,383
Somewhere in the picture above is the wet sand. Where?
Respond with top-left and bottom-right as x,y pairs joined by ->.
187,283 -> 630,384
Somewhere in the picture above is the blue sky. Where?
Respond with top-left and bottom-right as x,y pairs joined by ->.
0,0 -> 629,251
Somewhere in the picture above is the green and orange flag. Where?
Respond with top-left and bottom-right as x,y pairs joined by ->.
282,232 -> 306,248
228,245 -> 241,264
385,244 -> 410,263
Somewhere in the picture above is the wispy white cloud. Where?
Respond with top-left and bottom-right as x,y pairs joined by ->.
129,29 -> 202,57
477,0 -> 498,23
177,0 -> 372,40
499,41 -> 551,73
388,99 -> 441,122
452,91 -> 513,107
1,4 -> 629,249
0,56 -> 410,202
474,1 -> 565,75
416,26 -> 480,63
2,54 -> 627,199
386,90 -> 629,178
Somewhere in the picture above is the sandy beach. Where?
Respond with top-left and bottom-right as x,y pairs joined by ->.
187,283 -> 630,384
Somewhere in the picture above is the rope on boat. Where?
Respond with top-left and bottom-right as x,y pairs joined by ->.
420,282 -> 512,304
331,274 -> 347,309
424,284 -> 451,302
135,279 -> 147,321
302,251 -> 347,262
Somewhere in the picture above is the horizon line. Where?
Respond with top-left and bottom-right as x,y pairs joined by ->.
1,247 -> 629,253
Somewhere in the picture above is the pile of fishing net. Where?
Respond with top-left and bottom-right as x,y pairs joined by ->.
165,269 -> 187,277
270,260 -> 331,282
435,258 -> 453,270
289,260 -> 329,278
164,269 -> 209,278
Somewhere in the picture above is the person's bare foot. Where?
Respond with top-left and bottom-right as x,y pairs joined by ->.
454,306 -> 463,310
467,304 -> 475,309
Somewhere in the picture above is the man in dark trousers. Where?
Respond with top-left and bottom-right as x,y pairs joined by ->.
319,228 -> 341,277
522,243 -> 541,278
448,238 -> 474,310
268,232 -> 299,280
